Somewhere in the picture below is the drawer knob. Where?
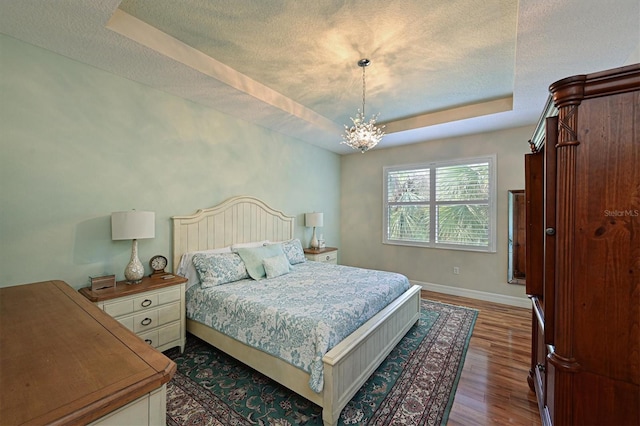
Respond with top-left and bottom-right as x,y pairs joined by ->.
545,228 -> 556,236
141,299 -> 152,308
325,255 -> 330,260
141,317 -> 152,326
144,339 -> 153,345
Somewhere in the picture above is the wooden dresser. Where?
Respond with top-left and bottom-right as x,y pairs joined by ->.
525,64 -> 639,425
0,280 -> 176,425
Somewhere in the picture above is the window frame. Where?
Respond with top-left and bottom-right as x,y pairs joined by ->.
383,154 -> 497,253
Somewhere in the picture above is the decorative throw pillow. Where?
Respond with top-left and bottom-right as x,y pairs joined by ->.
281,238 -> 306,265
176,246 -> 232,290
263,254 -> 291,279
192,252 -> 249,288
235,243 -> 288,280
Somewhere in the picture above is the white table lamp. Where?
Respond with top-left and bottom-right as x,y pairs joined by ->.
111,210 -> 155,284
305,212 -> 323,249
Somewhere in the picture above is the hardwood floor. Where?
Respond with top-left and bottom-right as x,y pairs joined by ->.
421,290 -> 541,426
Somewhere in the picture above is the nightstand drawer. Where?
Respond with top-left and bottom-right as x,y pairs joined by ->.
79,275 -> 187,353
117,316 -> 134,330
133,293 -> 159,312
132,301 -> 180,333
139,322 -> 181,348
304,248 -> 338,264
320,251 -> 338,263
103,286 -> 181,318
158,301 -> 181,325
138,329 -> 157,347
158,322 -> 181,346
103,294 -> 157,317
157,287 -> 180,305
133,287 -> 180,312
104,298 -> 134,317
133,310 -> 159,333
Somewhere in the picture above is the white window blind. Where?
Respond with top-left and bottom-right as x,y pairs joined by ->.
383,155 -> 496,252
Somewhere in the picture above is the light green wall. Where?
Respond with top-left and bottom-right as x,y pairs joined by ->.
0,34 -> 340,288
0,33 -> 537,300
340,125 -> 534,300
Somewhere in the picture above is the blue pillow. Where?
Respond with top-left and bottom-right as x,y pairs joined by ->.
235,244 -> 289,280
281,239 -> 306,265
192,252 -> 249,288
263,254 -> 292,279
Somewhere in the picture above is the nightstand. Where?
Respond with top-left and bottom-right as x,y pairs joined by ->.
79,274 -> 187,352
304,247 -> 338,264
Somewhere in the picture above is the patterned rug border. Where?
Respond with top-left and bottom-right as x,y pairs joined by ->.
420,298 -> 480,422
165,299 -> 478,425
438,301 -> 478,426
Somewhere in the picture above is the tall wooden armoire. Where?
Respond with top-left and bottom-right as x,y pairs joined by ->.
525,64 -> 639,426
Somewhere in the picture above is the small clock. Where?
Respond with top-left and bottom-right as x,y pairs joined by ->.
149,255 -> 168,276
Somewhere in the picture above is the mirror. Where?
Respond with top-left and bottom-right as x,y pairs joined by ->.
508,190 -> 526,284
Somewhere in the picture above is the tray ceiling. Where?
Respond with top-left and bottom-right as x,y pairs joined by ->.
1,0 -> 638,153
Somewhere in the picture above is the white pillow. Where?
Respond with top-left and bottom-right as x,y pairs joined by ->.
176,247 -> 232,290
231,240 -> 269,250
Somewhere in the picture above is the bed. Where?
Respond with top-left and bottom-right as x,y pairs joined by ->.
172,196 -> 421,426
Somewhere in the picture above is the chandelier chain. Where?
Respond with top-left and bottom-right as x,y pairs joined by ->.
361,65 -> 366,117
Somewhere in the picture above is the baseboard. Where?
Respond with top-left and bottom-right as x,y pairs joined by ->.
413,280 -> 531,309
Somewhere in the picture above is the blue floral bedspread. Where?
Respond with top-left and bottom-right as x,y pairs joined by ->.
186,261 -> 411,393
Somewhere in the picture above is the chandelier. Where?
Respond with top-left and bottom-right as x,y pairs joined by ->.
341,58 -> 385,153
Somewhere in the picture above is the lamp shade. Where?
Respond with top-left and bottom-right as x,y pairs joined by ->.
305,212 -> 323,228
111,211 -> 155,240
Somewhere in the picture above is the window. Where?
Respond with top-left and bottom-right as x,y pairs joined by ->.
383,155 -> 496,252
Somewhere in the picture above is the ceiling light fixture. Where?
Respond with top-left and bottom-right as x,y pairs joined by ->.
341,58 -> 385,153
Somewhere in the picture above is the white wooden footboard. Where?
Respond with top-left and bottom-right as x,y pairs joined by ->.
321,284 -> 422,426
187,284 -> 421,426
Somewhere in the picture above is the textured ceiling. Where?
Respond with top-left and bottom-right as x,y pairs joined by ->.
119,0 -> 517,123
1,0 -> 638,154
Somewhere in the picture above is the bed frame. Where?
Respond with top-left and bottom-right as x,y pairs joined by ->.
172,196 -> 421,426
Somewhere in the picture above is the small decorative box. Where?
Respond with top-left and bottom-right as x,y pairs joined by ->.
90,274 -> 116,292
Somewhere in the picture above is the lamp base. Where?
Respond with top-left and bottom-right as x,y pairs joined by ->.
124,239 -> 145,284
310,227 -> 319,249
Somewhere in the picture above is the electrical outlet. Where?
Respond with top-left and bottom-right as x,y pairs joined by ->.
453,266 -> 460,275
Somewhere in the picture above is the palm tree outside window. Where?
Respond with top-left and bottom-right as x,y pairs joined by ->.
383,155 -> 496,252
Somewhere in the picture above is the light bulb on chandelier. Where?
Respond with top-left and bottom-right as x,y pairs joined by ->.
341,58 -> 385,153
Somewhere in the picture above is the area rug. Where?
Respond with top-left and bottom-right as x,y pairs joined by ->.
164,299 -> 477,426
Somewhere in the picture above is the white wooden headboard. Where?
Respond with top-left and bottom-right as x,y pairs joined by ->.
171,196 -> 295,270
